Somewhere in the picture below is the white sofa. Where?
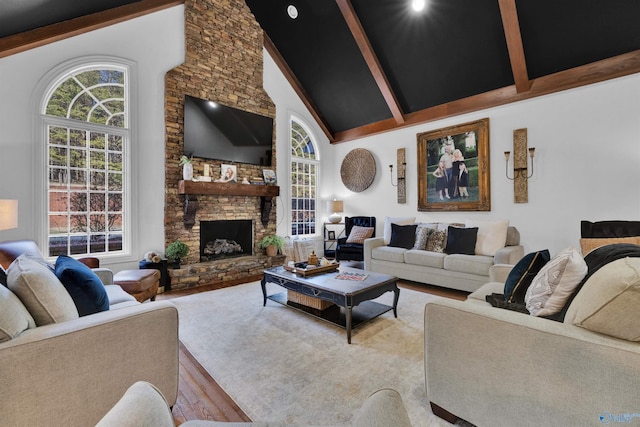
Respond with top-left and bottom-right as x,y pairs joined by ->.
0,240 -> 179,427
424,257 -> 640,426
97,381 -> 413,427
364,223 -> 524,292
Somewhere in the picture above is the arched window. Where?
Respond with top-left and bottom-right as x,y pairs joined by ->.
290,117 -> 318,236
42,62 -> 130,257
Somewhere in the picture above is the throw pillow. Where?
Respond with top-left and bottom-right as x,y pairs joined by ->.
579,236 -> 640,256
504,250 -> 551,304
55,255 -> 109,316
346,226 -> 374,244
383,216 -> 415,245
7,255 -> 79,326
426,229 -> 447,253
524,247 -> 587,317
465,219 -> 509,256
0,284 -> 35,342
565,257 -> 640,341
413,225 -> 434,250
444,226 -> 478,255
388,223 -> 418,249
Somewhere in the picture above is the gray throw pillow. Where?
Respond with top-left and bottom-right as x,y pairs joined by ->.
7,255 -> 79,326
0,285 -> 35,342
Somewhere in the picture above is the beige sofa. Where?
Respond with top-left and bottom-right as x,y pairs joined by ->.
364,223 -> 524,292
0,240 -> 179,426
424,262 -> 640,426
97,381 -> 413,427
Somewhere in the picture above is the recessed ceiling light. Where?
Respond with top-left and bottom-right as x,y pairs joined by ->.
287,5 -> 298,19
412,0 -> 426,12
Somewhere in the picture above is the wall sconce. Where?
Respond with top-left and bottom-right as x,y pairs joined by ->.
0,199 -> 19,231
505,128 -> 534,203
327,199 -> 344,224
389,148 -> 407,203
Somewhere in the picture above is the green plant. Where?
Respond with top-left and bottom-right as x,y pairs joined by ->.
179,155 -> 193,166
259,235 -> 284,250
166,240 -> 190,260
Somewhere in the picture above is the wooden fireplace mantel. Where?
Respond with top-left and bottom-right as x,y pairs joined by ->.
177,180 -> 280,228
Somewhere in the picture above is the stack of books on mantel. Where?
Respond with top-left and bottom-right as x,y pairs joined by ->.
250,178 -> 265,185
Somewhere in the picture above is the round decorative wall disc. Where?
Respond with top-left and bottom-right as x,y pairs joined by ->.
340,148 -> 376,192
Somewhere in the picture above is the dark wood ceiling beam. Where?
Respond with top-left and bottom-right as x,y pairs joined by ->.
263,35 -> 335,142
497,0 -> 531,93
335,0 -> 405,125
0,0 -> 185,59
333,49 -> 640,143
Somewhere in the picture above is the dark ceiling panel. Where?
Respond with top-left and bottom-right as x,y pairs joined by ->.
246,0 -> 393,133
517,0 -> 640,79
352,0 -> 514,113
0,0 -> 141,38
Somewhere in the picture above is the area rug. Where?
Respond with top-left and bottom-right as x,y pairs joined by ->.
172,281 -> 454,426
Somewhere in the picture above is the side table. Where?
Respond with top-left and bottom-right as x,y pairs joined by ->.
139,258 -> 171,292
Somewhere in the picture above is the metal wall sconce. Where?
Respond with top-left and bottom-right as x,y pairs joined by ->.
504,128 -> 535,203
389,148 -> 407,203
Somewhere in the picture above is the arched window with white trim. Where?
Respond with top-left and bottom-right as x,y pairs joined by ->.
42,63 -> 130,257
290,117 -> 318,236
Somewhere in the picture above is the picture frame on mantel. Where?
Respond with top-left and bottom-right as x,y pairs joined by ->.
417,118 -> 490,212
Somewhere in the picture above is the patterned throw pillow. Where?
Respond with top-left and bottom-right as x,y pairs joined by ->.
504,250 -> 551,304
525,247 -> 587,316
426,229 -> 447,253
413,225 -> 434,250
345,226 -> 374,244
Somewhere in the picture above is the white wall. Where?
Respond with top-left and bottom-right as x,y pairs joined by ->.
0,6 -> 185,271
264,48 -> 640,256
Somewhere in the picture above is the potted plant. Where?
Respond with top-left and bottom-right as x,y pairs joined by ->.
180,155 -> 193,181
259,235 -> 284,257
166,240 -> 190,268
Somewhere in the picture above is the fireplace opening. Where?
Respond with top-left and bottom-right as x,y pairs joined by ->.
200,220 -> 253,261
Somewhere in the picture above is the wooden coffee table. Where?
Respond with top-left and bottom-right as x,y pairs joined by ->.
261,266 -> 400,343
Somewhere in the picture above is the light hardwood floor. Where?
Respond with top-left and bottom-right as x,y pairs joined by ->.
157,277 -> 468,425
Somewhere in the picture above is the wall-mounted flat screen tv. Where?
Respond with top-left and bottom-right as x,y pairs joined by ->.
183,95 -> 273,166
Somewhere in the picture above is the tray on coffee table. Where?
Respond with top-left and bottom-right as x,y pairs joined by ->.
283,263 -> 339,276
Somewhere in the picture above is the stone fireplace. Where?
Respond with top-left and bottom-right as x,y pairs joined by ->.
200,219 -> 253,261
162,0 -> 282,291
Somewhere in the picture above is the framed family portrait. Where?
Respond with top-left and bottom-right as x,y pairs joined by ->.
417,118 -> 490,211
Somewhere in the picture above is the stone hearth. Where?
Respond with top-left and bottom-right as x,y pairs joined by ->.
170,254 -> 285,290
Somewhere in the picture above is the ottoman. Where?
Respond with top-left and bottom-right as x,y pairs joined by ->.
113,269 -> 160,302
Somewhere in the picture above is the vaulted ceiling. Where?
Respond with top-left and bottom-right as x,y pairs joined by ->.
2,0 -> 640,144
246,0 -> 640,142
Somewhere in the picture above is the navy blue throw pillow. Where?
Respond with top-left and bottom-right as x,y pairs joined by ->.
389,223 -> 418,249
504,250 -> 550,304
444,226 -> 478,255
55,255 -> 109,316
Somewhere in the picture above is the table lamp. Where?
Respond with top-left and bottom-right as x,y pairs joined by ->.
0,199 -> 18,230
327,199 -> 344,224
